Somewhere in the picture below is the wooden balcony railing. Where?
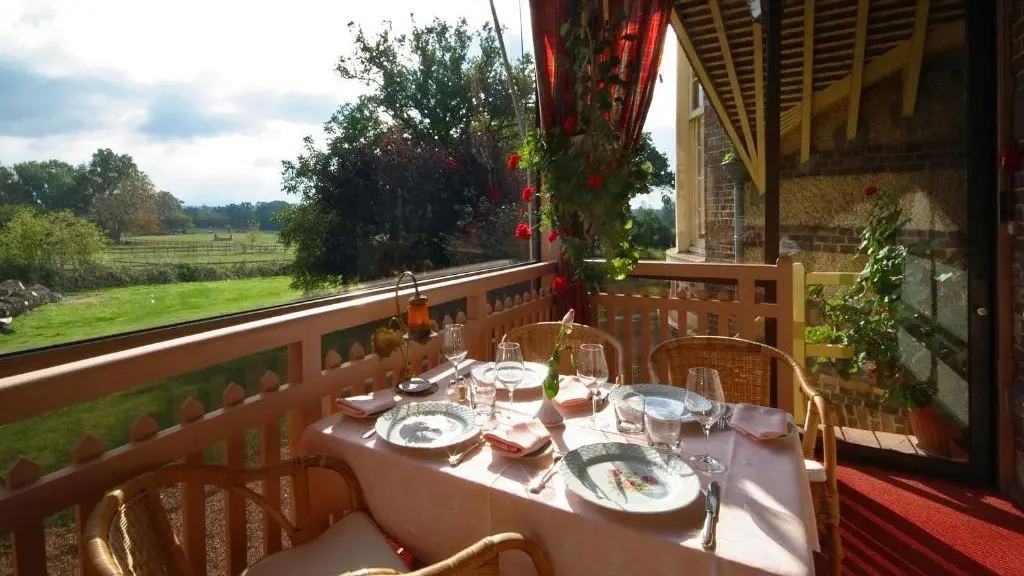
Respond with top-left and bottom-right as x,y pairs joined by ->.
0,257 -> 795,576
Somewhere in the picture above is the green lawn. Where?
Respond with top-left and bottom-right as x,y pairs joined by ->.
106,231 -> 293,266
0,276 -> 302,354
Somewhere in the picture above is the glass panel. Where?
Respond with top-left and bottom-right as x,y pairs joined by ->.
0,3 -> 532,357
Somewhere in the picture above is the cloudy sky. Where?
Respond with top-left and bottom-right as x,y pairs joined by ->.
0,0 -> 677,207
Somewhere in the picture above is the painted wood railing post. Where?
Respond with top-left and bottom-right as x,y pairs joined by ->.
792,262 -> 808,423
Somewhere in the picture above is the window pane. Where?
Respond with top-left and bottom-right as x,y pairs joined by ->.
0,2 -> 534,356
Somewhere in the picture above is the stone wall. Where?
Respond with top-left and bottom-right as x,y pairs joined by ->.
702,52 -> 969,436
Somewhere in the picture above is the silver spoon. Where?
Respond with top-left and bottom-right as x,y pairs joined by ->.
527,452 -> 565,494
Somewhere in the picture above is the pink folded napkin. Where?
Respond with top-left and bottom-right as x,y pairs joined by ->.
483,420 -> 551,456
553,376 -> 591,409
728,403 -> 791,441
335,389 -> 397,418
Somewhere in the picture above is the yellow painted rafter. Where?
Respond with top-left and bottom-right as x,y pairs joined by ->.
902,0 -> 931,117
753,21 -> 765,193
671,10 -> 755,180
847,0 -> 869,140
779,21 -> 963,138
709,0 -> 757,164
800,0 -> 815,163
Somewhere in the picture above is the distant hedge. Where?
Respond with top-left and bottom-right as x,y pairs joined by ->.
0,262 -> 292,293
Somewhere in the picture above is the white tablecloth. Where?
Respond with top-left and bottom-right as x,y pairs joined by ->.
301,360 -> 818,576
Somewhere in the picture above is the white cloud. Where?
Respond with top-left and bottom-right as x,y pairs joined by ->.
0,0 -> 677,206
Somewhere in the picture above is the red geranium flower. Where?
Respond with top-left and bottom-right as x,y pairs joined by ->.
562,116 -> 577,133
515,222 -> 532,240
521,186 -> 535,202
547,229 -> 560,243
446,157 -> 459,170
864,184 -> 879,197
487,186 -> 501,203
587,173 -> 604,188
519,206 -> 526,216
507,153 -> 521,171
552,275 -> 569,296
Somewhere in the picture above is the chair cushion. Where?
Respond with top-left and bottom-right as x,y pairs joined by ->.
805,459 -> 827,483
242,511 -> 408,576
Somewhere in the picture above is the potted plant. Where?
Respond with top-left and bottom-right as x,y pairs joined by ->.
809,185 -> 964,457
720,148 -> 748,185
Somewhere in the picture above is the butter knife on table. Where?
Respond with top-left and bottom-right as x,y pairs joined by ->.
701,481 -> 720,549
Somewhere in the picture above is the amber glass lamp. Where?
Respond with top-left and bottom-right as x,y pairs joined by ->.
393,271 -> 437,392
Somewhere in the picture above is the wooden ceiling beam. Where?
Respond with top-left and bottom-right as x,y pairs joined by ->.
801,0 -> 816,164
847,0 -> 870,140
780,20 -> 964,137
902,0 -> 931,117
754,21 -> 766,193
709,0 -> 758,163
671,10 -> 755,176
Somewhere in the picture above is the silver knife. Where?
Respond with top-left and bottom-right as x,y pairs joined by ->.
701,481 -> 720,549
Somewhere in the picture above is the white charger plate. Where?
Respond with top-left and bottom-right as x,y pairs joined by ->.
560,442 -> 701,514
608,384 -> 697,423
374,402 -> 480,449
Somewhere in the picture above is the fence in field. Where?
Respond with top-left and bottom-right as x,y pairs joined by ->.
104,242 -> 295,267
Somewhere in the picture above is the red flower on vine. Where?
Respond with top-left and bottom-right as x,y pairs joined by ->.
519,206 -> 526,216
587,173 -> 605,188
521,186 -> 535,202
547,229 -> 560,243
487,186 -> 501,203
446,157 -> 460,170
552,275 -> 569,296
864,184 -> 878,198
562,116 -> 577,133
515,222 -> 532,240
507,153 -> 521,171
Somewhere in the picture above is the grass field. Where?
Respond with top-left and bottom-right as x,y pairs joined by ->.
0,276 -> 302,354
105,230 -> 294,266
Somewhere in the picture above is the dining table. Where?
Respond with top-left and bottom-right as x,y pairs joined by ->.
300,359 -> 820,576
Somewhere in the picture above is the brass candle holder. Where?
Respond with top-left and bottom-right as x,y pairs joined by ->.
370,271 -> 437,394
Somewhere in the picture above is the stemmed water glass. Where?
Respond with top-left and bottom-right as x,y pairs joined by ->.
685,367 -> 728,474
441,324 -> 468,393
577,343 -> 609,429
495,341 -> 525,406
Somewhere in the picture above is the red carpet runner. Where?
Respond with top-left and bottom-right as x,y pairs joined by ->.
818,463 -> 1024,575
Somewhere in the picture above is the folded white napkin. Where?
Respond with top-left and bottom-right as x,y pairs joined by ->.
484,420 -> 551,456
335,389 -> 397,418
728,403 -> 791,441
552,376 -> 591,409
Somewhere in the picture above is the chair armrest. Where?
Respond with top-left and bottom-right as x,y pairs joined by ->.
401,533 -> 554,576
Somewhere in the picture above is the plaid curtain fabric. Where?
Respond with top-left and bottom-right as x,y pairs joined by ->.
528,0 -> 673,324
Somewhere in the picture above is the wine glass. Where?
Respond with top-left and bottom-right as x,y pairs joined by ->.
495,342 -> 525,406
577,343 -> 609,429
685,367 -> 728,474
442,324 -> 468,393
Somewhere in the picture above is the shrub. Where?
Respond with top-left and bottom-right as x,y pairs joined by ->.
0,262 -> 292,293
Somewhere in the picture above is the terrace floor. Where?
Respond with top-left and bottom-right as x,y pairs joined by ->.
821,462 -> 1024,575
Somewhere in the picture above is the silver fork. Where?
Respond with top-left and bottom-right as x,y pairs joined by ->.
448,437 -> 486,467
527,452 -> 565,494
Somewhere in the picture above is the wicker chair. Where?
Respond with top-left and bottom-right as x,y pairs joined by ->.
648,336 -> 841,575
84,454 -> 554,576
502,322 -> 625,383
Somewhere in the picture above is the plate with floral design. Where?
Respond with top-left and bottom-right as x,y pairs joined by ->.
559,442 -> 701,514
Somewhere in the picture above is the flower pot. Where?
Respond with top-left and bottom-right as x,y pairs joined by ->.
907,405 -> 963,459
535,395 -> 564,427
721,159 -> 749,185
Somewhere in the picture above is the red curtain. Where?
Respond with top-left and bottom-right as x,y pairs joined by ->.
529,0 -> 673,325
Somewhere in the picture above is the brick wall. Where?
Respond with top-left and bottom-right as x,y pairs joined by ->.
779,142 -> 964,178
1010,0 -> 1024,505
704,106 -> 738,261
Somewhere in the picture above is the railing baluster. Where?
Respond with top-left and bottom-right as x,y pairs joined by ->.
221,383 -> 248,576
621,295 -> 634,385
639,304 -> 652,382
6,457 -> 45,576
258,372 -> 282,557
73,435 -> 105,576
179,397 -> 208,576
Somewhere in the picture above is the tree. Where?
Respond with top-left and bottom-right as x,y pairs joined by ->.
92,171 -> 160,241
155,190 -> 193,232
638,133 -> 675,192
631,206 -> 674,249
0,160 -> 89,213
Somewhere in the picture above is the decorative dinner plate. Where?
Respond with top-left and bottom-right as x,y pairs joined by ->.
471,361 -> 548,391
608,384 -> 696,423
560,443 -> 702,514
374,402 -> 480,449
